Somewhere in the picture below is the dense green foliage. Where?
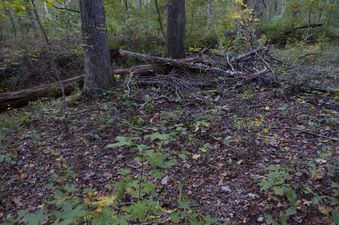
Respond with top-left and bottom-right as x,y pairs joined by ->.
1,0 -> 338,53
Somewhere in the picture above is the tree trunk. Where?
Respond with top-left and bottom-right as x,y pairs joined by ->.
207,0 -> 213,28
43,2 -> 49,14
79,0 -> 115,95
24,0 -> 38,37
246,0 -> 266,21
280,0 -> 286,17
137,0 -> 142,13
146,0 -> 151,13
166,0 -> 185,59
0,23 -> 4,41
267,0 -> 273,20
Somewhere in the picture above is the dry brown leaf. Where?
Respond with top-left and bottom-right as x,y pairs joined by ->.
18,170 -> 28,180
12,197 -> 23,207
10,149 -> 18,158
318,205 -> 332,216
303,200 -> 312,207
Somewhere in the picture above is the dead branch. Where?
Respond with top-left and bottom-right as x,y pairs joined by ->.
138,95 -> 179,111
119,49 -> 255,77
271,126 -> 338,142
283,24 -> 323,37
0,56 -> 202,111
1,46 -> 279,111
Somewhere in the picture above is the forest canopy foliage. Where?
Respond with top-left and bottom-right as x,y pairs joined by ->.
0,0 -> 338,53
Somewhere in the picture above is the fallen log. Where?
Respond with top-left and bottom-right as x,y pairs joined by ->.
272,24 -> 323,46
282,24 -> 323,37
113,54 -> 201,76
0,56 -> 201,111
0,76 -> 83,111
119,49 -> 250,77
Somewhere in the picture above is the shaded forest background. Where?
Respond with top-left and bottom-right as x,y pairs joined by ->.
0,0 -> 338,93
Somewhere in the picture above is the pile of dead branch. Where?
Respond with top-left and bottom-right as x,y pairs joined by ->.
0,46 -> 279,111
120,46 -> 280,97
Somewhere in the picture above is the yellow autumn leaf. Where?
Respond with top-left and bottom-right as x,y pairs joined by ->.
10,149 -> 18,158
114,74 -> 121,80
84,197 -> 92,205
94,195 -> 117,208
95,208 -> 102,213
313,172 -> 324,180
161,208 -> 176,214
318,205 -> 332,216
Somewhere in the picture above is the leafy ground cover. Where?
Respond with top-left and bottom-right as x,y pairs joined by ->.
0,44 -> 338,224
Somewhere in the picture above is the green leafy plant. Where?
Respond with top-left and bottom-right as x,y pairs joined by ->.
106,136 -> 139,148
192,118 -> 211,133
260,166 -> 297,225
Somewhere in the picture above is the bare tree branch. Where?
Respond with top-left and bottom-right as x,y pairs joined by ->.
52,4 -> 80,14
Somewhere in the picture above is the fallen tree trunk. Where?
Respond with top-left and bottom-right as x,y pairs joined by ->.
283,24 -> 323,37
113,54 -> 201,76
0,76 -> 83,111
272,24 -> 323,46
0,55 -> 201,111
119,49 -> 248,77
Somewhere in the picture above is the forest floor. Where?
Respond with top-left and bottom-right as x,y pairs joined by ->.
0,43 -> 338,225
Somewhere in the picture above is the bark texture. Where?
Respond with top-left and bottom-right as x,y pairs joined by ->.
207,0 -> 213,27
119,49 -> 250,77
166,0 -> 185,59
0,76 -> 82,111
80,0 -> 114,94
0,23 -> 4,41
138,0 -> 142,13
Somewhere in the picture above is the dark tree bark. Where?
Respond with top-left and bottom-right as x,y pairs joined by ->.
79,0 -> 114,95
138,0 -> 142,13
246,0 -> 267,21
166,0 -> 185,59
0,76 -> 82,112
207,0 -> 213,28
0,23 -> 4,41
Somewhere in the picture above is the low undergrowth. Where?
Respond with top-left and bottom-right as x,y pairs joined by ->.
0,39 -> 338,225
0,77 -> 338,224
